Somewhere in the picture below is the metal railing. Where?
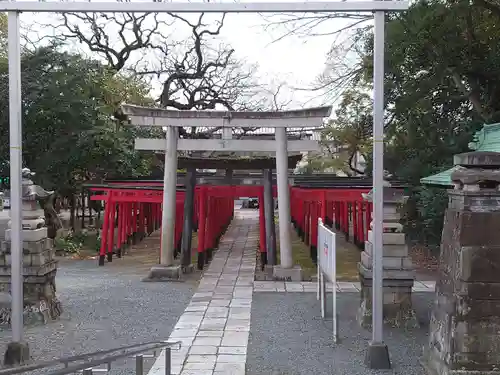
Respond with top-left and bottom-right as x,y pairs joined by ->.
0,341 -> 181,375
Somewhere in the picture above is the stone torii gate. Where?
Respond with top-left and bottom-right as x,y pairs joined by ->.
121,104 -> 331,279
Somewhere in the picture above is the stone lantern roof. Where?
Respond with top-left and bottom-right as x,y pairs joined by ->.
420,122 -> 500,187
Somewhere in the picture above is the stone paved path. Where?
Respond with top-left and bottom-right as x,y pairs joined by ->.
252,280 -> 436,292
148,211 -> 258,375
146,208 -> 436,375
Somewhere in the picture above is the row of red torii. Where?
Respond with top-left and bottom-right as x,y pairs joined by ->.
90,183 -> 373,270
89,104 -> 373,276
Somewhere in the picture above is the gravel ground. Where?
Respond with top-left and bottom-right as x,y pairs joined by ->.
247,292 -> 432,375
0,259 -> 195,374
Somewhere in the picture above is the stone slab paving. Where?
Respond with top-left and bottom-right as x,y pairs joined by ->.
252,280 -> 436,293
148,210 -> 258,375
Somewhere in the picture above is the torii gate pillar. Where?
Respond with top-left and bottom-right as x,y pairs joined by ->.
161,126 -> 178,265
273,127 -> 303,281
149,126 -> 181,280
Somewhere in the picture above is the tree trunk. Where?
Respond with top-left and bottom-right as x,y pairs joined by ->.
88,191 -> 94,226
97,201 -> 101,223
70,194 -> 76,231
81,190 -> 86,229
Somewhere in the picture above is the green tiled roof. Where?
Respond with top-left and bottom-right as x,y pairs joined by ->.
420,166 -> 460,186
420,123 -> 500,186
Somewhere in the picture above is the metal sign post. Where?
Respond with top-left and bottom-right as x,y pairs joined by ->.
317,218 -> 338,344
365,9 -> 391,370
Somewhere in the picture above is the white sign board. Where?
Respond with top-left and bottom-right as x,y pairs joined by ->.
316,218 -> 338,343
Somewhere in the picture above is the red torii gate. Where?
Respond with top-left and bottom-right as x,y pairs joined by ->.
88,183 -> 277,267
88,181 -> 374,270
290,188 -> 372,261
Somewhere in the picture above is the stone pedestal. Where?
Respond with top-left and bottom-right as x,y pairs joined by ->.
273,265 -> 303,281
0,176 -> 61,327
0,211 -> 9,241
424,151 -> 500,375
358,186 -> 418,328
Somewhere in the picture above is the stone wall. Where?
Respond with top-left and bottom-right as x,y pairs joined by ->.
0,228 -> 61,326
424,151 -> 500,375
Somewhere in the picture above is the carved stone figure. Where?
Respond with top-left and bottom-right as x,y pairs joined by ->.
39,193 -> 63,239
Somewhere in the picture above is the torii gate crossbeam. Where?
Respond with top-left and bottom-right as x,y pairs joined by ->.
134,138 -> 321,152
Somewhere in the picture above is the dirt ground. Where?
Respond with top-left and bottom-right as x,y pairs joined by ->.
59,230 -> 204,284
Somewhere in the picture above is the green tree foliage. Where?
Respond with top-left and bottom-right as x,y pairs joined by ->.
0,13 -> 7,60
312,89 -> 372,175
0,44 -> 158,196
316,0 -> 500,246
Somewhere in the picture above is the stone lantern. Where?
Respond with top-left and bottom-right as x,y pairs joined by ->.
0,168 -> 62,327
357,179 -> 419,328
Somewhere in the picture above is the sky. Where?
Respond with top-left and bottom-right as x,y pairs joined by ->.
17,0 -> 369,110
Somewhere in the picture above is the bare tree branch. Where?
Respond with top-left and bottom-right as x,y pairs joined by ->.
46,12 -> 174,72
41,10 -> 261,142
260,12 -> 371,44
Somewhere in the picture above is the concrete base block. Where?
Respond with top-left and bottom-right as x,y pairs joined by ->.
364,241 -> 409,258
264,264 -> 274,277
6,228 -> 47,243
358,262 -> 416,280
357,274 -> 419,329
181,264 -> 194,275
365,341 -> 391,369
368,230 -> 405,245
4,341 -> 30,366
272,265 -> 303,282
361,251 -> 414,270
145,265 -> 183,281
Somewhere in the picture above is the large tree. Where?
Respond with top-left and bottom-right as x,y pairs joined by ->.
0,45 -> 158,195
305,0 -> 500,245
48,12 -> 260,129
312,89 -> 372,175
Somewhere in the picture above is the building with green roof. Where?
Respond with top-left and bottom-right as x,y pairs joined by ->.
420,123 -> 500,186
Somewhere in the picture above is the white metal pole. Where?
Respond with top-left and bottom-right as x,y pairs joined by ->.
0,1 -> 410,13
332,232 -> 338,344
372,10 -> 385,345
275,127 -> 293,269
8,10 -> 23,343
160,126 -> 178,266
317,231 -> 320,302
